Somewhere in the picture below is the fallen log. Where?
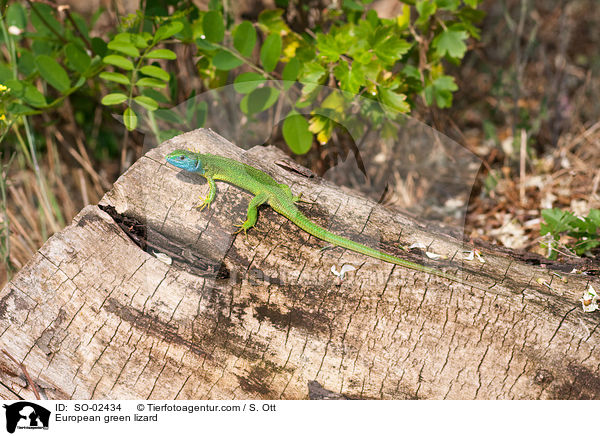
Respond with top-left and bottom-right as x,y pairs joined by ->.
1,128 -> 599,399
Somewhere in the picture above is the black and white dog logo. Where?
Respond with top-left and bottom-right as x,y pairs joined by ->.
3,402 -> 50,433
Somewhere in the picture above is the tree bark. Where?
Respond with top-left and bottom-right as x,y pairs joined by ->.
1,128 -> 599,400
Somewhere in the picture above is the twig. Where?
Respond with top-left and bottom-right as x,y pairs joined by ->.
589,168 -> 600,203
519,128 -> 527,204
120,128 -> 130,172
2,349 -> 41,400
62,6 -> 94,53
562,121 -> 600,154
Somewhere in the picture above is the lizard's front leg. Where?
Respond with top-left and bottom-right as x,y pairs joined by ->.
234,192 -> 269,235
196,176 -> 216,210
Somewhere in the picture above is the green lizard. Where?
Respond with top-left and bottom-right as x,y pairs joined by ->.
166,149 -> 483,289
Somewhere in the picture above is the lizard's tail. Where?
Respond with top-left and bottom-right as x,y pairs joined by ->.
277,204 -> 481,289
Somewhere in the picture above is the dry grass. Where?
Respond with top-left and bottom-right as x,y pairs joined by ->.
0,123 -> 112,285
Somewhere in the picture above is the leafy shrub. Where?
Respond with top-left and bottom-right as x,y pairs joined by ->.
540,208 -> 600,259
0,0 -> 483,155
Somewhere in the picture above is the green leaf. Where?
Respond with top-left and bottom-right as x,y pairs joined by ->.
342,0 -> 364,11
540,208 -> 577,235
402,65 -> 421,80
65,43 -> 91,73
240,87 -> 280,115
373,32 -> 412,64
203,11 -> 224,43
30,3 -> 62,37
159,129 -> 183,142
5,79 -> 23,94
35,55 -> 70,92
212,49 -> 244,71
192,101 -> 207,127
99,71 -> 130,85
437,0 -> 461,11
140,65 -> 170,81
233,72 -> 265,93
17,50 -> 35,76
433,27 -> 469,59
134,95 -> 158,111
123,107 -> 138,131
0,64 -> 11,83
316,33 -> 341,62
91,37 -> 108,57
146,49 -> 177,60
260,34 -> 282,72
101,93 -> 128,105
378,87 -> 410,113
258,9 -> 289,33
155,21 -> 184,41
142,88 -> 170,104
282,58 -> 300,90
416,0 -> 436,24
6,3 -> 26,30
333,62 -> 364,94
155,108 -> 184,124
114,32 -> 150,49
107,39 -> 140,57
7,102 -> 37,116
282,58 -> 300,82
424,75 -> 458,108
136,77 -> 167,88
587,210 -> 600,227
103,54 -> 134,70
31,40 -> 52,56
23,84 -> 47,108
233,21 -> 257,57
457,11 -> 483,39
300,62 -> 326,83
395,4 -> 410,29
282,112 -> 312,154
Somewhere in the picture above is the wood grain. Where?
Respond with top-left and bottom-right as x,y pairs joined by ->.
1,128 -> 599,400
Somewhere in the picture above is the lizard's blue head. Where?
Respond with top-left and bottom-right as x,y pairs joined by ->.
166,149 -> 205,174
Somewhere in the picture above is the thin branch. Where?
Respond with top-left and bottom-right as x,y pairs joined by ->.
2,349 -> 41,400
25,0 -> 69,45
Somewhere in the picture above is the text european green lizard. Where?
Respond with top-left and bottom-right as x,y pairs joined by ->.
166,149 -> 484,289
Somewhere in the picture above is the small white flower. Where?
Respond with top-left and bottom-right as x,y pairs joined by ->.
8,25 -> 22,35
579,285 -> 598,313
200,34 -> 206,39
464,249 -> 485,263
408,242 -> 426,250
425,251 -> 442,260
331,264 -> 356,280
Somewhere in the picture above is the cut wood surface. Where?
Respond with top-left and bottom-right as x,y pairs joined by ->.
1,129 -> 599,400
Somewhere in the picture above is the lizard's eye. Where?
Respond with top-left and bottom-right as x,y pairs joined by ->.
179,156 -> 185,160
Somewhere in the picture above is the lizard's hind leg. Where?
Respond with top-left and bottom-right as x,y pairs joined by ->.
234,192 -> 269,235
278,183 -> 311,204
